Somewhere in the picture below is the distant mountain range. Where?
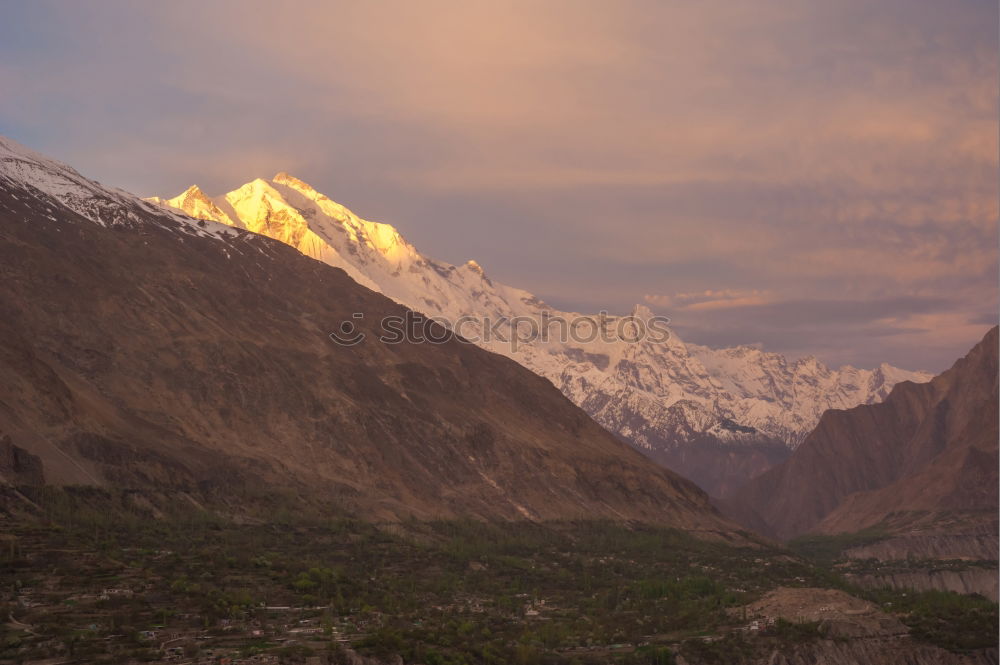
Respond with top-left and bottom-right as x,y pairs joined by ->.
149,175 -> 932,496
0,135 -> 739,532
725,326 -> 998,556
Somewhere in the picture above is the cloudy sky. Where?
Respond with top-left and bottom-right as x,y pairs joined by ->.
1,0 -> 996,370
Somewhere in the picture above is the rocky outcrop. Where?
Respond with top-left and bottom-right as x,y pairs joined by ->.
722,588 -> 999,665
0,434 -> 44,486
738,587 -> 907,638
844,529 -> 999,562
728,327 -> 998,541
847,567 -> 998,602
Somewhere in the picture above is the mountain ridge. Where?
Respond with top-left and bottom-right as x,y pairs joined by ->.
725,326 -> 998,543
0,134 -> 740,532
150,172 -> 932,496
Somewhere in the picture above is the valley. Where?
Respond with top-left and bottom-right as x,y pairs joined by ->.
1,489 -> 996,665
1,3 -> 997,663
0,136 -> 995,665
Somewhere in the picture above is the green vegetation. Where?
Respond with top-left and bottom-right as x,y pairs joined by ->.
865,588 -> 999,652
787,527 -> 890,566
790,526 -> 999,654
762,618 -> 824,643
0,489 -> 996,663
678,634 -> 754,664
0,489 -> 820,664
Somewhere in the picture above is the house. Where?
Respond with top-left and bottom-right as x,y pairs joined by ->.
100,588 -> 134,600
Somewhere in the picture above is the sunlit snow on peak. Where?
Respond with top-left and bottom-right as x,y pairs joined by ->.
150,171 -> 933,451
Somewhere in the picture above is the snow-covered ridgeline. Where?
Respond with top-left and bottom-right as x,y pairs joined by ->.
0,134 -> 932,459
146,170 -> 933,450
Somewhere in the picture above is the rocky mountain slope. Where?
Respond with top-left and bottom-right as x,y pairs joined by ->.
725,587 -> 997,665
726,326 -> 998,543
847,566 -> 998,602
151,177 -> 930,497
0,135 -> 739,530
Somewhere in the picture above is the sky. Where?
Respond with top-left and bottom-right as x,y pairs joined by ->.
1,0 -> 996,371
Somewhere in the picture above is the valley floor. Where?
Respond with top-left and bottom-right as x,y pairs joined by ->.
0,489 -> 996,665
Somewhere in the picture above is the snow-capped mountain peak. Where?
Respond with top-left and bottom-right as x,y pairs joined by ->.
149,184 -> 237,227
152,173 -> 929,470
0,136 -> 238,242
0,133 -> 933,498
144,172 -> 935,496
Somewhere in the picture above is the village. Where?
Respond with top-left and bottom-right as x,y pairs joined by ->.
6,578 -> 361,664
0,532 -> 575,665
1,571 -> 842,665
1,504 -> 992,665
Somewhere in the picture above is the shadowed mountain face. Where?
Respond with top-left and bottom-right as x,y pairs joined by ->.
726,327 -> 998,542
0,137 -> 738,531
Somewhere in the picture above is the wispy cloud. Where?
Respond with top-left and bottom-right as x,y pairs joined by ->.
645,290 -> 775,311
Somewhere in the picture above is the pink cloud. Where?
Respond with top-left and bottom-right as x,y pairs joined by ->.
645,289 -> 775,311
